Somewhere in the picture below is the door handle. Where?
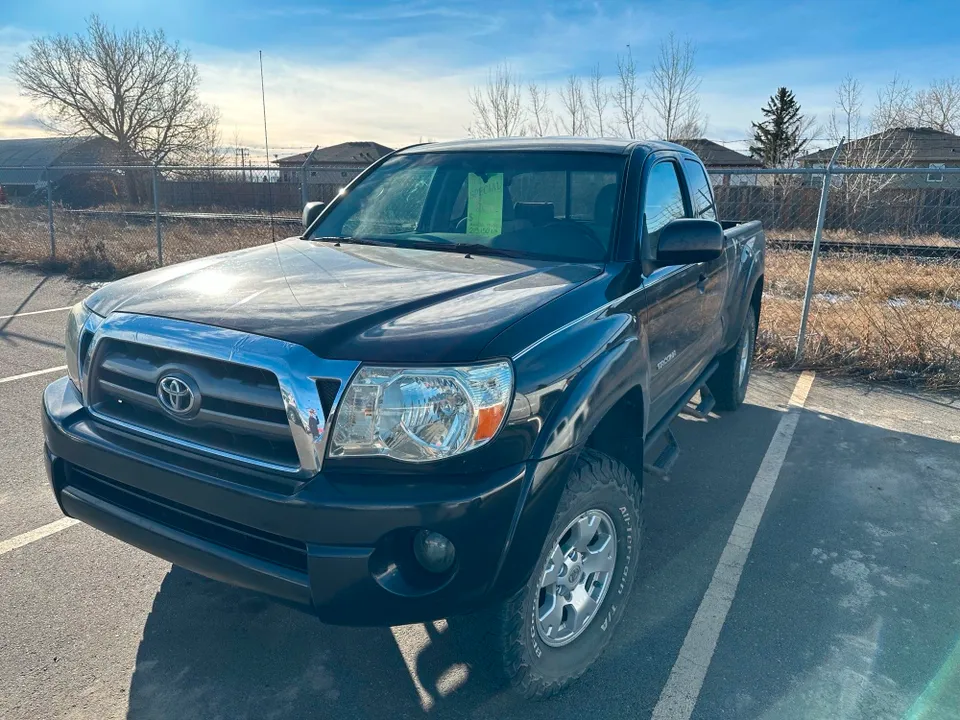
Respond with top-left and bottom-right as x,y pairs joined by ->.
697,273 -> 707,294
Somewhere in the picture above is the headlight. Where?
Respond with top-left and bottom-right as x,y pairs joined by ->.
65,302 -> 102,390
329,361 -> 513,462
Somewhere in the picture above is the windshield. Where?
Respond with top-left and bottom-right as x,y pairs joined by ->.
309,151 -> 626,262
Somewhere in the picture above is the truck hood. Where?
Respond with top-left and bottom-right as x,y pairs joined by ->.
85,238 -> 602,363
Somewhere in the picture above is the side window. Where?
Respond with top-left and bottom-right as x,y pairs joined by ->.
643,161 -> 687,245
684,159 -> 718,220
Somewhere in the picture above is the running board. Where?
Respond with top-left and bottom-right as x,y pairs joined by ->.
682,384 -> 716,420
643,427 -> 678,477
642,360 -> 718,479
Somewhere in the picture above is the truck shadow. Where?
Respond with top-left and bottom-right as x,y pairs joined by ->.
124,380 -> 960,720
125,565 -> 526,719
122,398 -> 791,720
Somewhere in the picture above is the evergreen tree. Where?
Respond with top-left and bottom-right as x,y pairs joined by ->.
750,88 -> 811,166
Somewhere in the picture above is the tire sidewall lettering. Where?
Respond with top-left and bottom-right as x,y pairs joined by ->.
522,473 -> 641,673
617,504 -> 634,596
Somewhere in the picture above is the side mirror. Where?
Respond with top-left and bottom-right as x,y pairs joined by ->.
655,218 -> 724,266
302,201 -> 326,229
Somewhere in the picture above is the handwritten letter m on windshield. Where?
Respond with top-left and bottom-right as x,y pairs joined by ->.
466,173 -> 504,237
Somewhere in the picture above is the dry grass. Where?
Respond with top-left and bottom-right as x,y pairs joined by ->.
758,249 -> 960,389
1,209 -> 957,390
765,250 -> 960,302
758,296 -> 960,389
0,207 -> 284,278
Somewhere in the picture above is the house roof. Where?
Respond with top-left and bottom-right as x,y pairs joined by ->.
274,141 -> 396,166
800,127 -> 960,164
0,136 -> 127,186
674,139 -> 764,168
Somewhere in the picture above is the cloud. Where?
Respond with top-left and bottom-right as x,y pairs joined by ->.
0,109 -> 46,132
0,27 -> 50,140
3,2 -> 960,157
198,50 -> 481,153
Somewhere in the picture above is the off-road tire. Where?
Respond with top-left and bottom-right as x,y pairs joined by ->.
708,305 -> 758,411
498,449 -> 643,698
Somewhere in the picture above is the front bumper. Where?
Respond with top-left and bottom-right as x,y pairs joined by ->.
42,377 -> 574,625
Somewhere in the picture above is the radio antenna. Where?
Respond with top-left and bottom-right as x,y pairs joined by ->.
259,50 -> 275,242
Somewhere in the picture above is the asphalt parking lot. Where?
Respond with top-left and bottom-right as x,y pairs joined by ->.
1,263 -> 959,720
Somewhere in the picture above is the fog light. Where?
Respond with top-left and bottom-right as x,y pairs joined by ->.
413,530 -> 456,573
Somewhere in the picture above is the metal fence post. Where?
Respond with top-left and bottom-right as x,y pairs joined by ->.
300,145 -> 318,208
45,168 -> 55,259
153,163 -> 163,266
796,138 -> 845,362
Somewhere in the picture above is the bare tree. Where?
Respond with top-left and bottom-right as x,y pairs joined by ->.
527,82 -> 554,137
196,114 -> 227,166
828,75 -> 865,143
646,33 -> 706,140
13,15 -> 220,167
828,76 -> 913,226
190,117 -> 229,180
588,64 -> 610,137
467,64 -> 526,138
873,74 -> 914,131
912,77 -> 960,133
613,46 -> 643,138
558,75 -> 591,136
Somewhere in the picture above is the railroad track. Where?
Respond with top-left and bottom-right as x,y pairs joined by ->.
59,208 -> 302,224
768,238 -> 960,259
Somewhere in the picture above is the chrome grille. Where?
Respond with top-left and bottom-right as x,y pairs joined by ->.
90,339 -> 300,469
80,313 -> 360,477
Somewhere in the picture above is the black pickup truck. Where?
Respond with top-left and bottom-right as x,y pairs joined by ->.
42,138 -> 764,697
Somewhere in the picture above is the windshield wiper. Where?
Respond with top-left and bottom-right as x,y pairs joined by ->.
312,236 -> 395,247
404,241 -> 533,260
316,236 -> 549,260
456,243 -> 533,259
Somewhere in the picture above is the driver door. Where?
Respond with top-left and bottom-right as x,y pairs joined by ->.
639,156 -> 708,426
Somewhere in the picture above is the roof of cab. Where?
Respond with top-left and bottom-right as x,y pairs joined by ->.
397,136 -> 698,156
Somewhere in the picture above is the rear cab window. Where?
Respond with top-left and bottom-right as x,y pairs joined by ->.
683,159 -> 717,220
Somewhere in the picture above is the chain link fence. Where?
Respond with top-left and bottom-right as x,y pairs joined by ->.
0,162 -> 957,388
711,166 -> 960,388
0,163 -> 362,276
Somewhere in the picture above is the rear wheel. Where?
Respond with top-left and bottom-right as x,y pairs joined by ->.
498,449 -> 642,698
709,305 -> 758,411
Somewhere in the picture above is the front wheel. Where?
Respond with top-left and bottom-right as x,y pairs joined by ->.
708,305 -> 758,411
498,449 -> 642,698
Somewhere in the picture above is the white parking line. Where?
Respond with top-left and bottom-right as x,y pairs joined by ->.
0,365 -> 68,384
0,305 -> 72,320
0,518 -> 79,557
651,370 -> 816,720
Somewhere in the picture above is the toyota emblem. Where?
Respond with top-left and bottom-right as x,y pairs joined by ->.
157,373 -> 199,417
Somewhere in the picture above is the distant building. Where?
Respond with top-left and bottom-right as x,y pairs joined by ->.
0,136 -> 129,197
799,127 -> 960,188
675,138 -> 764,186
274,141 -> 395,184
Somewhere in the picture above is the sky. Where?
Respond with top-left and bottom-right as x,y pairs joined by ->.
1,0 -> 959,159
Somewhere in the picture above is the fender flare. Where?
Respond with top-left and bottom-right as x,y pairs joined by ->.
530,336 -> 644,462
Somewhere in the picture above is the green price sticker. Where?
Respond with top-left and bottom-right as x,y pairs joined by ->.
466,173 -> 504,237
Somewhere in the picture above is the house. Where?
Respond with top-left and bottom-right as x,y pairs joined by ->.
799,127 -> 960,187
0,136 -> 129,197
675,138 -> 764,186
274,141 -> 395,185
